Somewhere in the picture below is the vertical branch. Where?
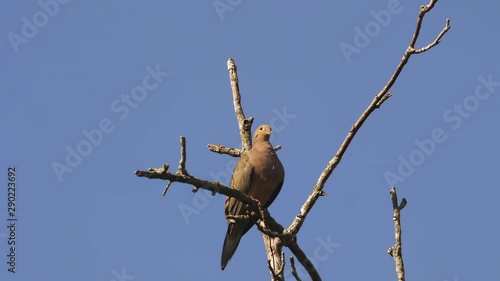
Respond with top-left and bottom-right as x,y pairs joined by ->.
388,187 -> 407,281
262,214 -> 322,281
227,58 -> 253,151
178,136 -> 188,175
289,256 -> 302,281
264,234 -> 285,281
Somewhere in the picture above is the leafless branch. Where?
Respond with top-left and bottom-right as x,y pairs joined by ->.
387,187 -> 406,281
267,250 -> 286,281
135,160 -> 262,218
177,136 -> 188,175
227,58 -> 254,151
207,143 -> 281,157
207,144 -> 242,157
285,0 -> 450,237
289,256 -> 302,281
161,181 -> 172,196
288,240 -> 322,281
412,18 -> 451,54
261,214 -> 322,281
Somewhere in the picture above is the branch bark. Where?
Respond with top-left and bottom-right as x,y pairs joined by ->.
227,58 -> 253,152
388,187 -> 407,281
285,0 -> 450,238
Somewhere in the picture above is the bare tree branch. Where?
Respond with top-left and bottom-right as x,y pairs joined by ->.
161,181 -> 172,196
227,58 -> 253,151
285,0 -> 450,237
288,240 -> 322,281
387,187 -> 407,281
289,256 -> 302,281
177,136 -> 188,175
207,144 -> 281,157
262,214 -> 322,281
207,143 -> 281,157
207,144 -> 242,157
136,162 -> 262,219
265,237 -> 285,281
412,19 -> 451,54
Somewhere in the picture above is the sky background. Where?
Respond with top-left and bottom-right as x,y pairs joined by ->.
1,1 -> 499,280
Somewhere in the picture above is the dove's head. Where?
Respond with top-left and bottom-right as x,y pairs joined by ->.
254,124 -> 273,142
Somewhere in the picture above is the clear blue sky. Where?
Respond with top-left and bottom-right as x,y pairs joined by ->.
1,1 -> 498,280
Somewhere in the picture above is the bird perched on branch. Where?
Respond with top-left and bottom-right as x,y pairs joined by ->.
221,124 -> 285,270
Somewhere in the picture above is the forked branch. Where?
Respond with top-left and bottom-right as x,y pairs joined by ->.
285,0 -> 450,238
388,187 -> 407,281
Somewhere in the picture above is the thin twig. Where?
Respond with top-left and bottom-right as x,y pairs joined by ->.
290,256 -> 302,281
177,136 -> 188,175
227,58 -> 253,151
388,187 -> 406,281
162,181 -> 172,196
286,0 -> 450,237
207,144 -> 242,157
207,143 -> 281,157
413,19 -> 451,54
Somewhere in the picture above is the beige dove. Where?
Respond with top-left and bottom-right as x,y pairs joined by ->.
221,124 -> 285,270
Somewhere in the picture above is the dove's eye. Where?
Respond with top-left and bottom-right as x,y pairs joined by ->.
259,127 -> 263,131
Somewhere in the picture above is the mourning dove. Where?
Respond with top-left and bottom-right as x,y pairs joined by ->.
221,124 -> 285,270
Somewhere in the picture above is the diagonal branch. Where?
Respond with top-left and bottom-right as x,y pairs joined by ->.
285,0 -> 450,237
387,187 -> 407,281
413,19 -> 451,54
288,240 -> 322,281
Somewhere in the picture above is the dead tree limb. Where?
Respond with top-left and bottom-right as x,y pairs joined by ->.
388,187 -> 407,281
227,58 -> 253,152
285,0 -> 450,237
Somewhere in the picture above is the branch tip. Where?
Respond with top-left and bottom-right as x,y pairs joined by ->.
290,256 -> 302,281
207,144 -> 242,157
178,136 -> 188,175
162,181 -> 173,196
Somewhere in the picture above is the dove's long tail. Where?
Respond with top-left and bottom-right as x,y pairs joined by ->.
221,225 -> 243,270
